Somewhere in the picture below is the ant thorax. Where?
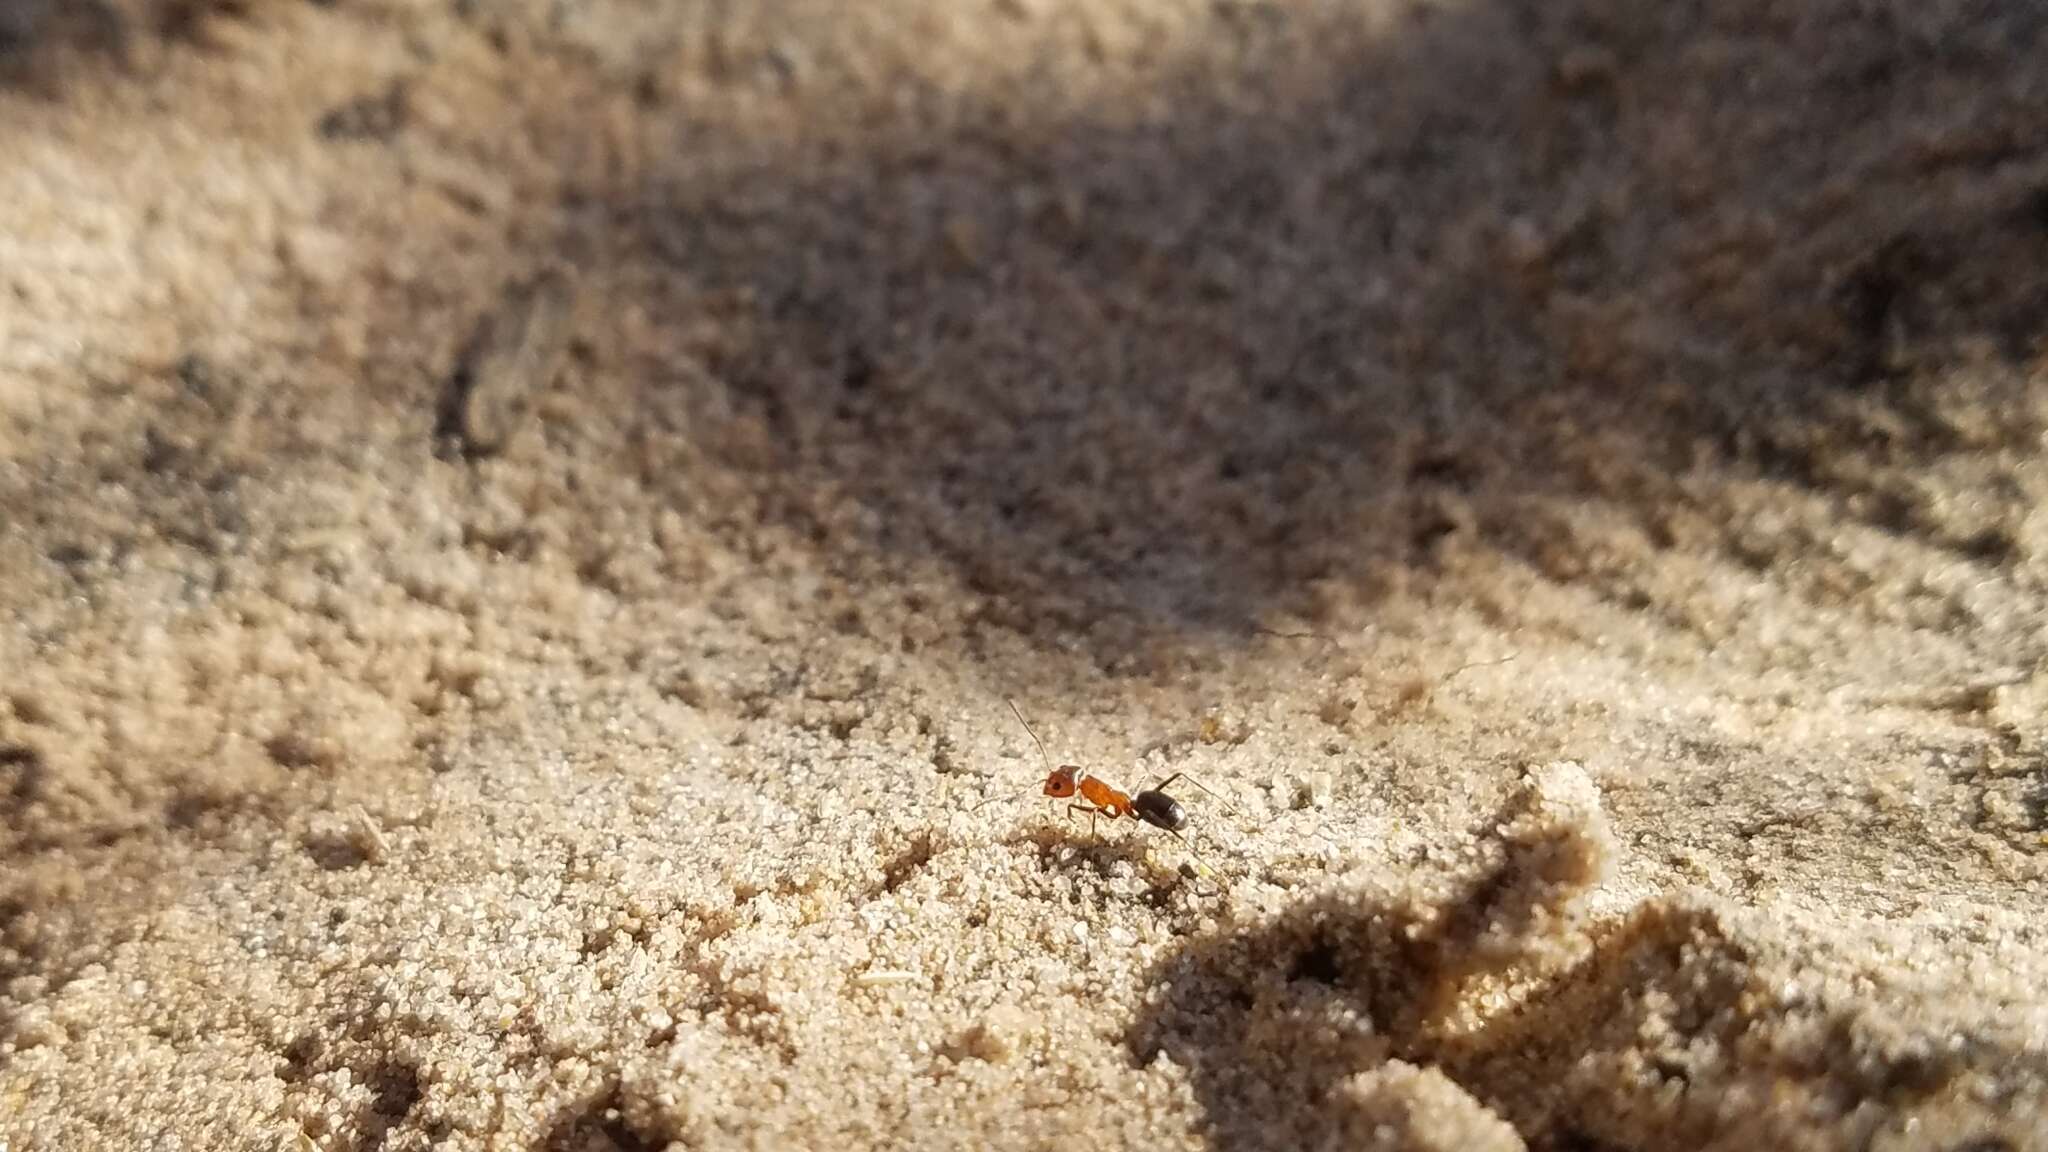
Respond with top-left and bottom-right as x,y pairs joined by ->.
1074,774 -> 1135,818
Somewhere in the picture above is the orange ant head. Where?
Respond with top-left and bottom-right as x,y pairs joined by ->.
1042,766 -> 1082,799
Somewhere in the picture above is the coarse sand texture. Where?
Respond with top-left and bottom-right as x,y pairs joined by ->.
3,1 -> 2047,1149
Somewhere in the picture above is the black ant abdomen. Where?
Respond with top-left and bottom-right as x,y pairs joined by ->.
1132,789 -> 1188,833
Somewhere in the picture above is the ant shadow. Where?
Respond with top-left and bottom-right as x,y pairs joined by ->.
540,1084 -> 662,1152
1004,819 -> 1207,893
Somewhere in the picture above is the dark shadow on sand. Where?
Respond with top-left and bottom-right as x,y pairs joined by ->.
568,0 -> 2048,662
1127,857 -> 2048,1150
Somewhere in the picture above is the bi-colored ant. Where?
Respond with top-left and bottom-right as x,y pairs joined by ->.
992,701 -> 1235,866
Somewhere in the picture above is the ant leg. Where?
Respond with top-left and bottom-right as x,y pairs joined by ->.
1066,803 -> 1105,836
1148,772 -> 1241,816
1164,827 -> 1215,876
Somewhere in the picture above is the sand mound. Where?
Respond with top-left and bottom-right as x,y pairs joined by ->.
1136,764 -> 2048,1150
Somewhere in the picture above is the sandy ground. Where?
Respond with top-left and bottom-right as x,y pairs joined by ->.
3,1 -> 2047,1148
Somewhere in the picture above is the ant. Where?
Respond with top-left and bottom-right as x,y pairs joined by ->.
989,700 -> 1235,868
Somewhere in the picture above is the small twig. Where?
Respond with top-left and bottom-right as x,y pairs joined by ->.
852,969 -> 922,987
1441,653 -> 1519,682
349,804 -> 390,862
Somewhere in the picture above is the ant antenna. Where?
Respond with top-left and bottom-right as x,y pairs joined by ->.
972,699 -> 1054,812
1008,699 -> 1052,771
1186,776 -> 1239,818
1170,829 -> 1216,877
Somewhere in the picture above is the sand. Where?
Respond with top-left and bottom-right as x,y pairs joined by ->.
2,1 -> 2046,1149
